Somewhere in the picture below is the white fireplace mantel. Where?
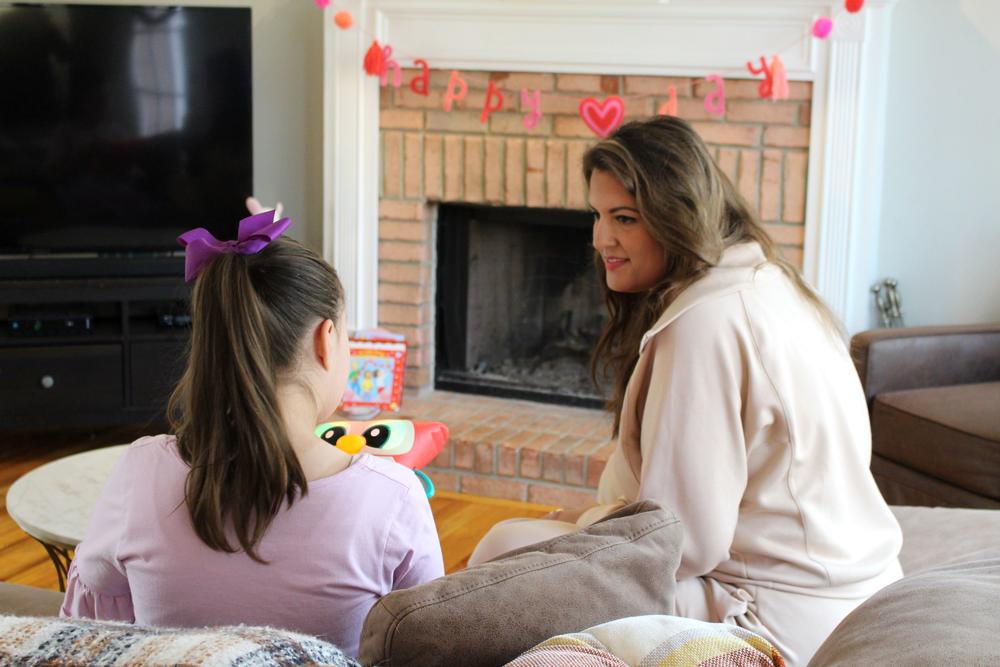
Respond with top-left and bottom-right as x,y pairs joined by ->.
323,0 -> 899,333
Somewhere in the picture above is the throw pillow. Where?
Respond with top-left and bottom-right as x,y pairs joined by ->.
504,615 -> 785,667
360,500 -> 683,667
808,558 -> 1000,666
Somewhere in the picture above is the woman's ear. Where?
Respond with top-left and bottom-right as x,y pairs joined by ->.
313,318 -> 337,371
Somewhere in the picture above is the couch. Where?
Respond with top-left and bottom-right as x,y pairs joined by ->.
851,324 -> 1000,509
3,504 -> 999,666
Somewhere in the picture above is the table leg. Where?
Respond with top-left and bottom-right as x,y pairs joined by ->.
33,538 -> 73,593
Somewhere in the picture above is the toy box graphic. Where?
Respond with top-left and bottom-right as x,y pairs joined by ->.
339,329 -> 407,412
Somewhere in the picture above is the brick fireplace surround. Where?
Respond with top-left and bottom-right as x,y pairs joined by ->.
378,69 -> 813,506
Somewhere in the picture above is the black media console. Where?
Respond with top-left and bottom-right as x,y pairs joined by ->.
0,269 -> 191,429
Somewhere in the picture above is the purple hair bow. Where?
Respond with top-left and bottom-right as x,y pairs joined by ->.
177,210 -> 292,282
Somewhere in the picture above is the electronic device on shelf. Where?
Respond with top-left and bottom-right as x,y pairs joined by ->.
7,311 -> 94,337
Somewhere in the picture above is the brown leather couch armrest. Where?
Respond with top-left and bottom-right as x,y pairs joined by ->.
851,324 -> 1000,407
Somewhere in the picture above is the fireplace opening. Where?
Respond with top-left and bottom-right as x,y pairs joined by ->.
435,204 -> 608,408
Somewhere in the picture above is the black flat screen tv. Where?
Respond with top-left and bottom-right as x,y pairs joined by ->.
0,3 -> 252,255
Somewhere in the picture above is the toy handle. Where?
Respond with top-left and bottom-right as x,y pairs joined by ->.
414,469 -> 435,499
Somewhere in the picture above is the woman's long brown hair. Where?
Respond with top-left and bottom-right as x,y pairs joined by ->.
167,237 -> 344,562
585,116 -> 841,435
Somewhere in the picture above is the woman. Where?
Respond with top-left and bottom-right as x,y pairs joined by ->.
469,116 -> 902,666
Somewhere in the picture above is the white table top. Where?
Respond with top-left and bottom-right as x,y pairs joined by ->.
6,444 -> 128,550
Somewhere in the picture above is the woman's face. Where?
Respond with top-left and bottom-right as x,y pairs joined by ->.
589,169 -> 667,293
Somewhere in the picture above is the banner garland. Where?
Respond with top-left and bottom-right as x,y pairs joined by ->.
319,1 -> 862,139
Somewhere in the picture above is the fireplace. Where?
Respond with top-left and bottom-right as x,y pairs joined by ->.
436,204 -> 606,407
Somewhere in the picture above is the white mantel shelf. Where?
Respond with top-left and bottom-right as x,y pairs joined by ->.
324,0 -> 899,333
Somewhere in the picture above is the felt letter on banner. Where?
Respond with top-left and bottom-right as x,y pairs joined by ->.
657,85 -> 678,117
410,59 -> 430,96
703,75 -> 725,115
481,80 -> 504,124
746,56 -> 773,99
521,89 -> 542,129
769,56 -> 789,101
443,70 -> 468,112
579,97 -> 625,139
380,46 -> 401,88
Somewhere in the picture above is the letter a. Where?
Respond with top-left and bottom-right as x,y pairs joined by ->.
703,75 -> 726,116
410,59 -> 430,96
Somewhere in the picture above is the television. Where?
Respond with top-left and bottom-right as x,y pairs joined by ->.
0,3 -> 252,257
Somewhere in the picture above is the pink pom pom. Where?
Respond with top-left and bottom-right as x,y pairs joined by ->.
812,17 -> 834,39
313,0 -> 330,8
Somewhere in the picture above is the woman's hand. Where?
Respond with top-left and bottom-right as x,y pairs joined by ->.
543,505 -> 594,524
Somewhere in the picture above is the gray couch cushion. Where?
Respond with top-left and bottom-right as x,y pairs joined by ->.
894,505 -> 1000,575
874,456 -> 999,509
808,558 -> 1000,667
873,382 -> 1000,500
0,582 -> 63,617
359,501 -> 682,667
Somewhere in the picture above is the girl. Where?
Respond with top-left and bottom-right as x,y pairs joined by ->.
60,212 -> 444,657
469,117 -> 902,666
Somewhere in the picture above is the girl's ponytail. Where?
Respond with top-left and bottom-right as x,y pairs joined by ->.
168,237 -> 344,562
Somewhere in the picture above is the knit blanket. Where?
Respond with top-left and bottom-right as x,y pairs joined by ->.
504,615 -> 785,667
0,615 -> 361,666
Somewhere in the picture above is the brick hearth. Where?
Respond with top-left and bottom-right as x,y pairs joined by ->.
399,391 -> 611,509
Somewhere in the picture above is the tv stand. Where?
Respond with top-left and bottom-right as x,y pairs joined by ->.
0,255 -> 185,280
0,273 -> 191,429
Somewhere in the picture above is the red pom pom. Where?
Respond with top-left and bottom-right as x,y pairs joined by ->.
845,0 -> 864,12
334,11 -> 353,29
363,40 -> 385,76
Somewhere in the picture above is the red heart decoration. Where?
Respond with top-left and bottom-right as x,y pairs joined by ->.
579,96 -> 625,139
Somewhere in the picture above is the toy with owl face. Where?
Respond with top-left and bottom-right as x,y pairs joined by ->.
314,420 -> 448,497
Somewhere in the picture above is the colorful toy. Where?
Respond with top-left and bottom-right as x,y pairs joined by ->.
340,329 -> 407,413
314,420 -> 449,498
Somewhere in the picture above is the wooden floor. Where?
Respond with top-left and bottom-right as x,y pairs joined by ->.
1,425 -> 553,591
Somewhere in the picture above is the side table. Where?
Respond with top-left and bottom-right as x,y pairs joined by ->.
6,445 -> 128,591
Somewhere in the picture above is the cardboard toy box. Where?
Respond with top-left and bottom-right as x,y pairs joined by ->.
339,329 -> 407,412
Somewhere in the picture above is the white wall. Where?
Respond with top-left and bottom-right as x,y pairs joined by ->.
247,0 -> 323,252
37,0 -> 324,252
877,0 -> 1000,326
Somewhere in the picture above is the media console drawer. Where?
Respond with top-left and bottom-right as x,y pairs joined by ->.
0,345 -> 123,415
130,341 -> 188,409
